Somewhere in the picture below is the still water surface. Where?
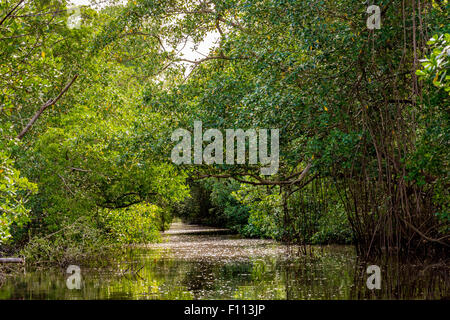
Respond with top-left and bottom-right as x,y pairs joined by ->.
0,223 -> 448,299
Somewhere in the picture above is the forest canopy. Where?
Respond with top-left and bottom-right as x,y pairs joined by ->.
0,0 -> 448,264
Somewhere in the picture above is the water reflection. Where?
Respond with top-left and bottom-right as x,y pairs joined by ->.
0,225 -> 448,299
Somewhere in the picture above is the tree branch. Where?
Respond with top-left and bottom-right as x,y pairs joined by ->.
193,163 -> 313,186
0,0 -> 25,27
16,74 -> 78,140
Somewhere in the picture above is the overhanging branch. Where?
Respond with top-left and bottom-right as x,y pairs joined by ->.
16,74 -> 78,140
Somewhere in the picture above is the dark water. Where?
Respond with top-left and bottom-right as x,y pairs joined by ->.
0,223 -> 448,300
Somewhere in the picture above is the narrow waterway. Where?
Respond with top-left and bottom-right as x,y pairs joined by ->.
0,223 -> 448,299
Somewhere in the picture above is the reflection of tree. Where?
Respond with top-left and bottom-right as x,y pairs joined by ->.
281,248 -> 356,299
350,257 -> 449,299
180,262 -> 217,299
1,244 -> 447,299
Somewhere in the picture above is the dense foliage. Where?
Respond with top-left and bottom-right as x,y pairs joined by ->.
0,0 -> 448,264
